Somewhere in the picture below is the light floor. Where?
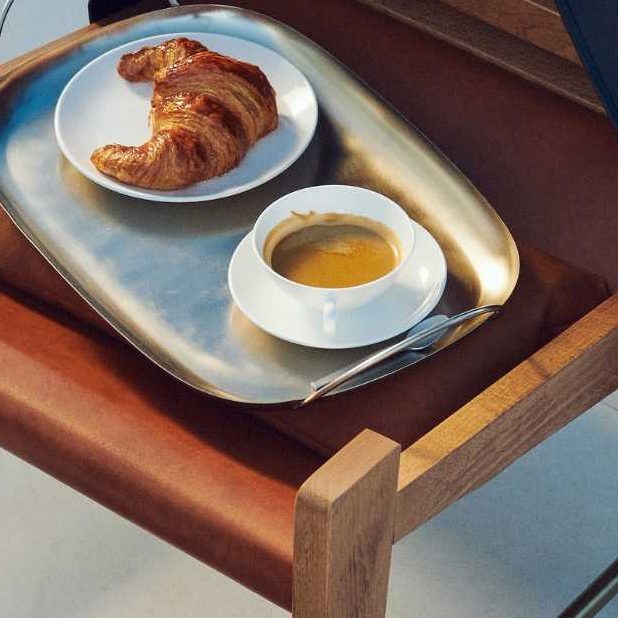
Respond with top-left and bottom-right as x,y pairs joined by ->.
1,2 -> 617,617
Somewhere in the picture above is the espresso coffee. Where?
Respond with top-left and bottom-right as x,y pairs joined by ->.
263,212 -> 401,288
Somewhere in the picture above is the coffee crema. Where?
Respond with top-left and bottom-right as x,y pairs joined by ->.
263,211 -> 401,288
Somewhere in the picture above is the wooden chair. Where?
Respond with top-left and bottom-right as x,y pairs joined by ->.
294,294 -> 618,616
0,1 -> 617,616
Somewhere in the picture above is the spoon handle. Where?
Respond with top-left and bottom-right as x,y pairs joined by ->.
311,314 -> 451,392
300,304 -> 501,407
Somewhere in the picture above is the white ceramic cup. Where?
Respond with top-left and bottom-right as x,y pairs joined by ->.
252,185 -> 415,334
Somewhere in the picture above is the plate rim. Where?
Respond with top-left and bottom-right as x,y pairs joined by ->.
53,31 -> 319,203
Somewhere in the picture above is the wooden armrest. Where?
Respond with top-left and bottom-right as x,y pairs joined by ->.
293,429 -> 400,617
293,297 -> 617,617
395,292 -> 618,540
357,0 -> 600,114
427,0 -> 580,64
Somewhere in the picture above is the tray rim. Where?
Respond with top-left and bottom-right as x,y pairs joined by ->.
0,3 -> 520,407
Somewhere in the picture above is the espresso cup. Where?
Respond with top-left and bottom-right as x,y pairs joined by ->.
252,185 -> 415,334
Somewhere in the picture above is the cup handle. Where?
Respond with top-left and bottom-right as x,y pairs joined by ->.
323,298 -> 337,335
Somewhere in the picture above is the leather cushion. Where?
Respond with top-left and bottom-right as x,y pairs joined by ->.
0,283 -> 324,609
0,222 -> 607,613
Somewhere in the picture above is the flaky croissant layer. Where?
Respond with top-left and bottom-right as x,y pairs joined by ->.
91,37 -> 278,190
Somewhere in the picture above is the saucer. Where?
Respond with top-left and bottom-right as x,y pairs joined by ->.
228,220 -> 447,348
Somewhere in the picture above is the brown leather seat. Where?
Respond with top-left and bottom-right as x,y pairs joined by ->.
0,285 -> 324,608
0,0 -> 615,611
0,231 -> 607,611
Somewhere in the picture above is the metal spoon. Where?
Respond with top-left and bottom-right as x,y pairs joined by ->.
300,304 -> 501,406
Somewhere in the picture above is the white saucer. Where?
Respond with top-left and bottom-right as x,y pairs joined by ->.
228,220 -> 447,349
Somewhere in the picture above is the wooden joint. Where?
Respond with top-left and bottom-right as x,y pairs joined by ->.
394,293 -> 618,540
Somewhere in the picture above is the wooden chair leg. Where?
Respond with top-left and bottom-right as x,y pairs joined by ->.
293,429 -> 400,618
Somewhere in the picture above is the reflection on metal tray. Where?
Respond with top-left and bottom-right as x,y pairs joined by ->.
0,5 -> 519,405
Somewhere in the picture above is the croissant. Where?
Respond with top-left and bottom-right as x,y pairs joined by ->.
91,38 -> 278,190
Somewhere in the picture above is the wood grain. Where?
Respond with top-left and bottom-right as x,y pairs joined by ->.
533,0 -> 558,9
438,0 -> 580,64
394,292 -> 618,540
293,429 -> 400,618
359,0 -> 602,114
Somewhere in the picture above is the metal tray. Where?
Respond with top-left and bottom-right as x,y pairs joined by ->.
0,4 -> 519,405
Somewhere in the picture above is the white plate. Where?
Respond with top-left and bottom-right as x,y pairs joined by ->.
228,220 -> 447,349
54,32 -> 318,202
